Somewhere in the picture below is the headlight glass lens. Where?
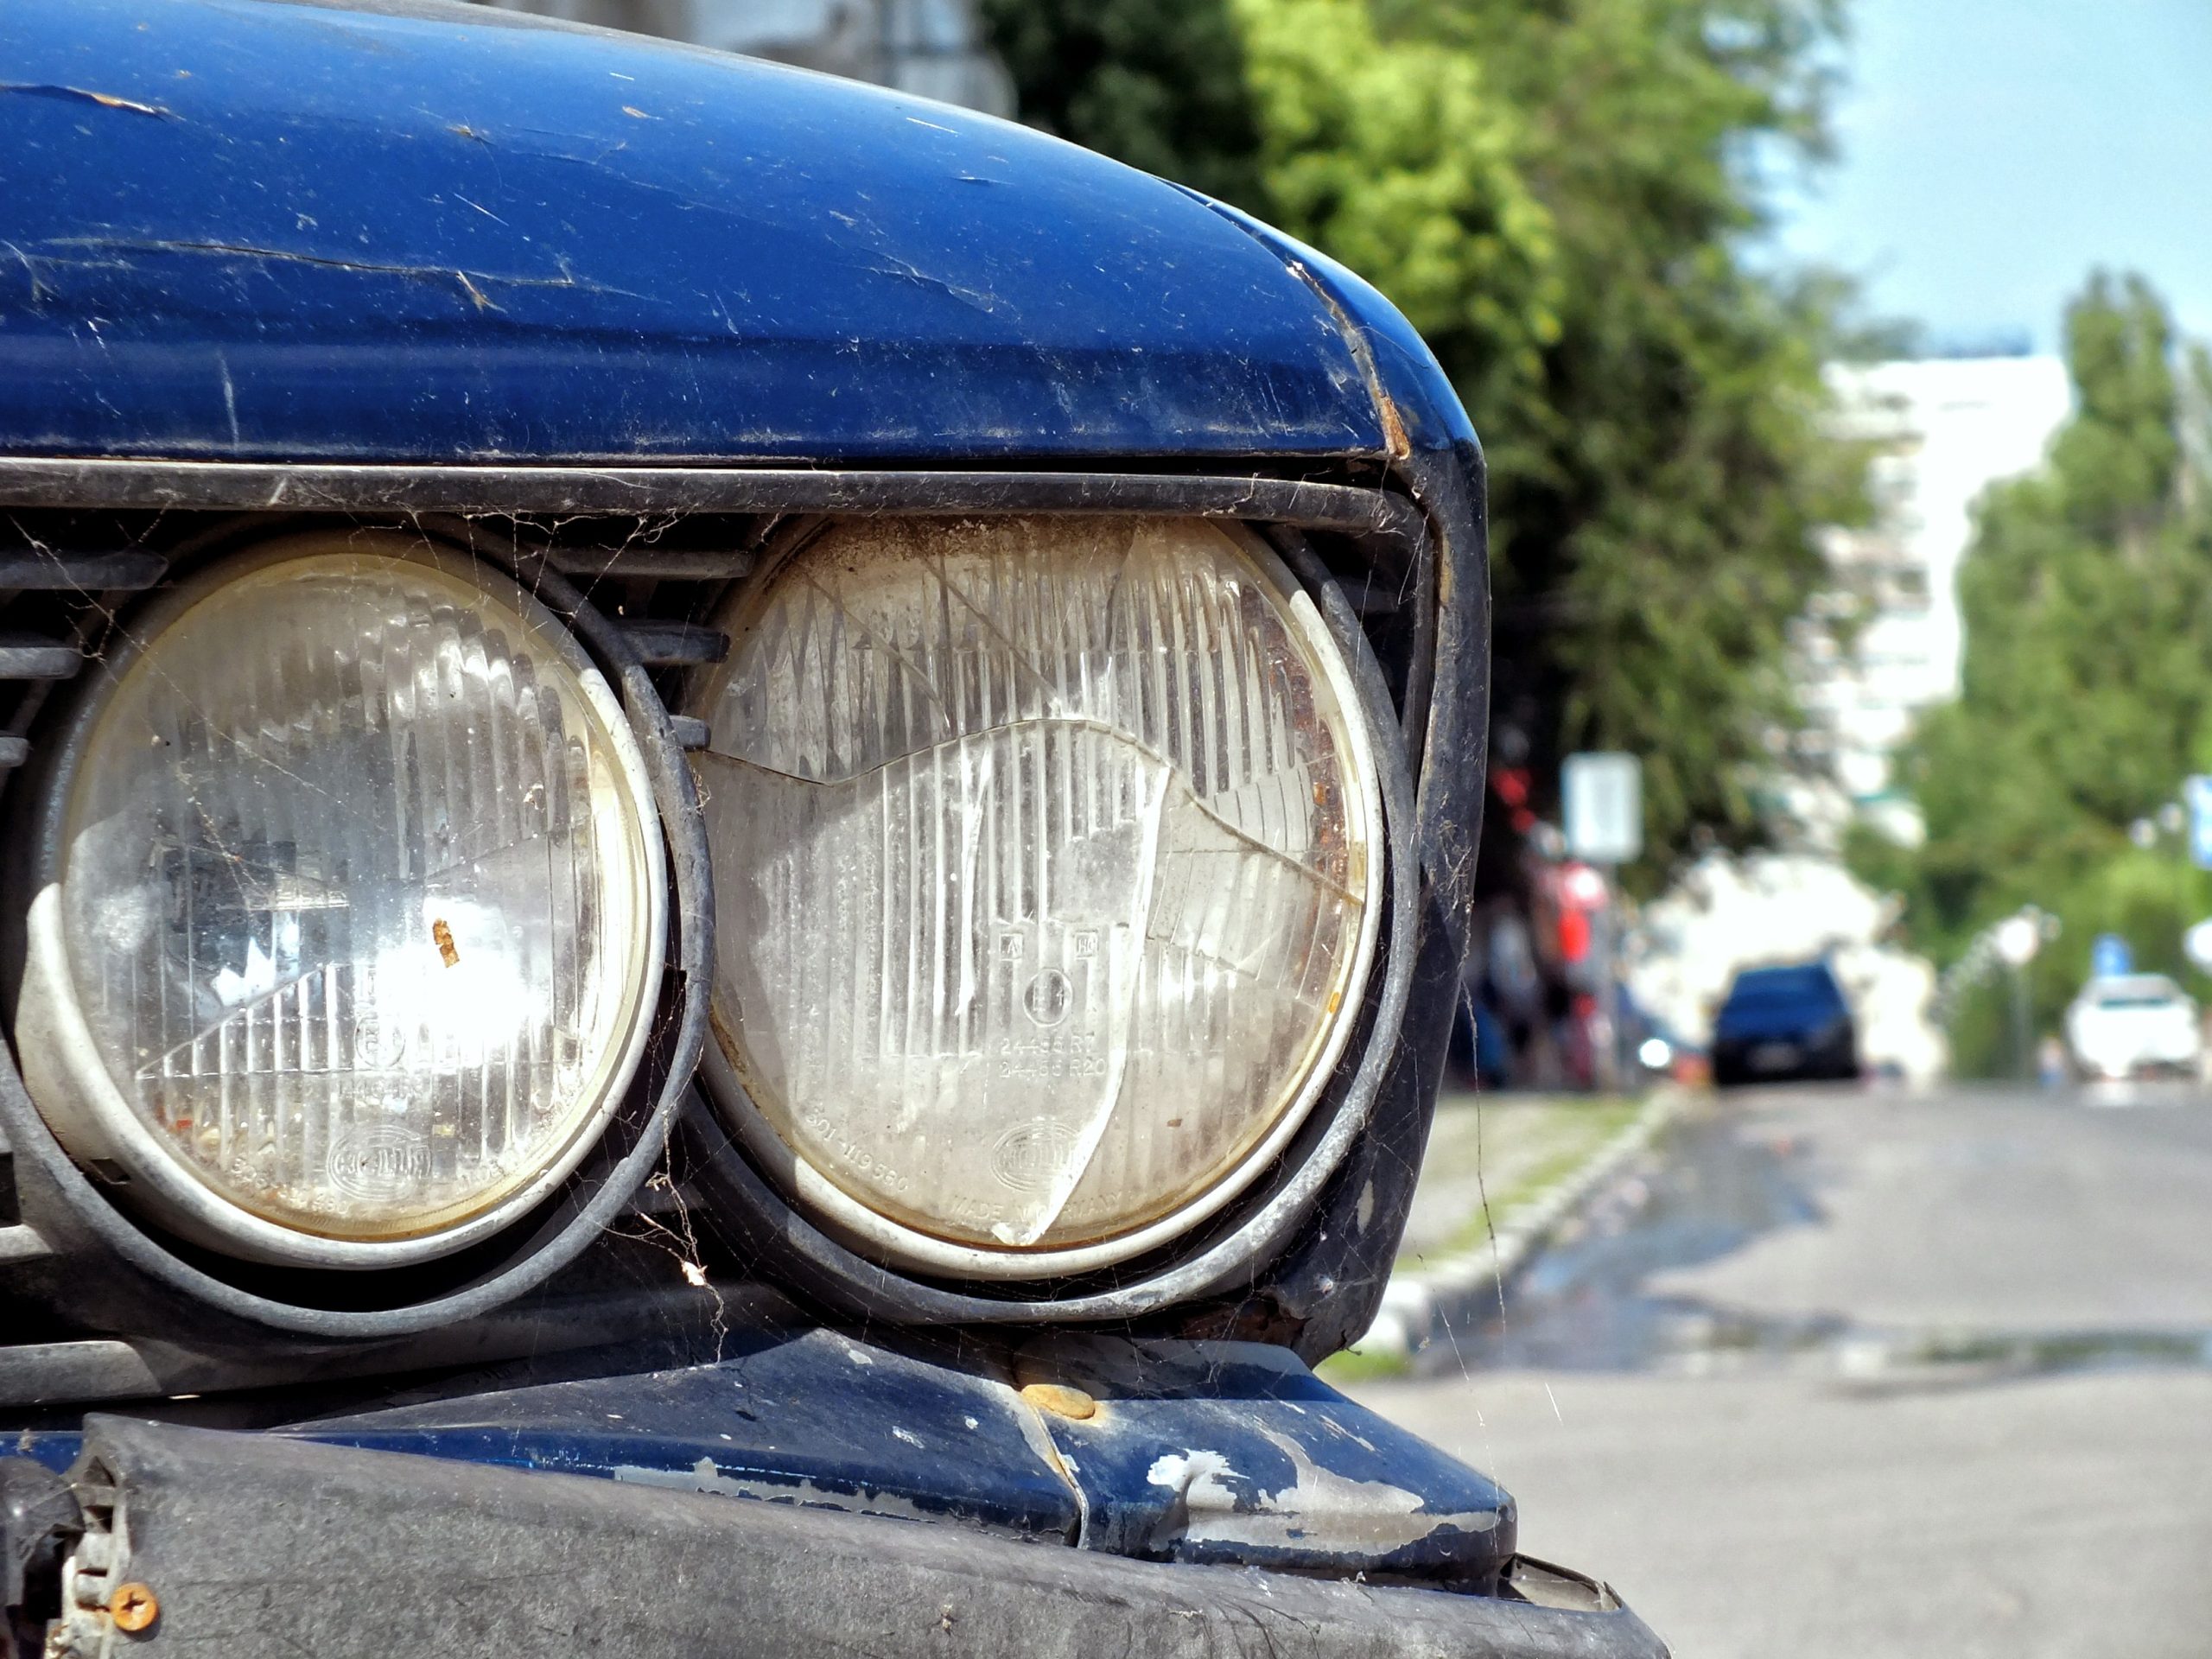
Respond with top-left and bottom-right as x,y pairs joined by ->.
694,516 -> 1382,1267
46,545 -> 663,1249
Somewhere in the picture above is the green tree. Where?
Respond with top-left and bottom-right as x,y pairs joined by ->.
977,0 -> 1862,879
974,0 -> 1271,206
1378,0 -> 1862,868
1230,0 -> 1559,443
1865,274 -> 2212,1072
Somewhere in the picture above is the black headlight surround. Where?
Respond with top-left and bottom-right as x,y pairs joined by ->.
0,459 -> 1480,1363
0,517 -> 712,1340
676,509 -> 1425,1329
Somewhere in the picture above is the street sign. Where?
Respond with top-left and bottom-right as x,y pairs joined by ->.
2091,933 -> 2133,980
1562,752 -> 1642,865
2188,775 -> 2212,869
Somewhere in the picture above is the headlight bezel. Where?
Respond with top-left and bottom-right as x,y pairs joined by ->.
10,532 -> 671,1269
0,518 -> 714,1338
686,515 -> 1389,1281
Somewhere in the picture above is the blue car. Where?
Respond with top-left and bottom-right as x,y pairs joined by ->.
1711,962 -> 1860,1087
0,3 -> 1662,1654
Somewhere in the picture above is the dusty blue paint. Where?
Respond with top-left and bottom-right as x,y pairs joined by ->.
0,0 -> 1418,464
290,1327 -> 1084,1541
10,1332 -> 1513,1583
9,1330 -> 1077,1537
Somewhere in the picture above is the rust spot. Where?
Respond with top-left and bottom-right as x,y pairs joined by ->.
432,918 -> 459,967
1377,392 -> 1411,461
1020,1382 -> 1098,1421
448,122 -> 487,143
110,1583 -> 158,1633
620,105 -> 653,119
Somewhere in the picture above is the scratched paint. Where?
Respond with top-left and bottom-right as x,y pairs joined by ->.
1147,1430 -> 1501,1555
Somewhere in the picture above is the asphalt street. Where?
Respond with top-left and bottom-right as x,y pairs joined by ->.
1350,1083 -> 2212,1658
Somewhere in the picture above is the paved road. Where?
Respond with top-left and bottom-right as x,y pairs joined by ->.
1350,1083 -> 2212,1658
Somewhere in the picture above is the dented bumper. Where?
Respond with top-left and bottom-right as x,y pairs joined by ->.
10,1414 -> 1665,1659
3,1333 -> 1662,1656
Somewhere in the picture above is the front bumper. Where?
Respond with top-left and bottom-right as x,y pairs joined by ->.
10,1415 -> 1665,1658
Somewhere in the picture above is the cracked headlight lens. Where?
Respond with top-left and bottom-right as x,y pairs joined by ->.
14,538 -> 664,1264
692,516 -> 1382,1276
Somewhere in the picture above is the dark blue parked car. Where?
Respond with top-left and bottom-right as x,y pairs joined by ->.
0,3 -> 1662,1654
1711,962 -> 1860,1088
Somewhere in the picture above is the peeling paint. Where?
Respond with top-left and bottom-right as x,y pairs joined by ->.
1152,1429 -> 1498,1556
1145,1448 -> 1240,1512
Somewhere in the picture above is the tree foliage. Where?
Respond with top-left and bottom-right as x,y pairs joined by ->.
976,0 -> 1862,878
974,0 -> 1269,206
1859,275 -> 2212,1072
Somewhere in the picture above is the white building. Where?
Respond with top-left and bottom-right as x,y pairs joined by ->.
1795,354 -> 2071,842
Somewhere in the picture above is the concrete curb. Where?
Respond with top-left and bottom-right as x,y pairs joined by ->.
1352,1086 -> 1693,1364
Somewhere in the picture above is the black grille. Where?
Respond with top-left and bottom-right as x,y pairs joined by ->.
0,539 -> 170,779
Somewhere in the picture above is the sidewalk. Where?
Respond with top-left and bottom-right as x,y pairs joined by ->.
1325,1086 -> 1688,1376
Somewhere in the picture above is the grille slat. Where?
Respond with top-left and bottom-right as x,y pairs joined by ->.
616,620 -> 729,666
0,550 -> 167,590
0,633 -> 81,679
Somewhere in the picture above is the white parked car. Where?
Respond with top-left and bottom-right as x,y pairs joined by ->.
2064,975 -> 2202,1080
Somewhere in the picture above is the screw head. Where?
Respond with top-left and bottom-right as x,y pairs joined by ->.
1020,1382 -> 1097,1421
111,1581 -> 159,1633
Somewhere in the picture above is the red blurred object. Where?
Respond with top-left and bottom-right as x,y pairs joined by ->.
1491,766 -> 1537,835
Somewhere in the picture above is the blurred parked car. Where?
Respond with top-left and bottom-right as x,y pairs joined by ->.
1711,962 -> 1859,1087
2064,974 -> 2201,1081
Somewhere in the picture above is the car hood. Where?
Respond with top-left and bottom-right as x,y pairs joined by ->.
0,0 -> 1398,465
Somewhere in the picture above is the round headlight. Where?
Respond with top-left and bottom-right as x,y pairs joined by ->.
12,536 -> 666,1266
690,516 -> 1383,1277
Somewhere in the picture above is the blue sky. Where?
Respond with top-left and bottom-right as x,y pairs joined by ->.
1771,0 -> 2212,353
